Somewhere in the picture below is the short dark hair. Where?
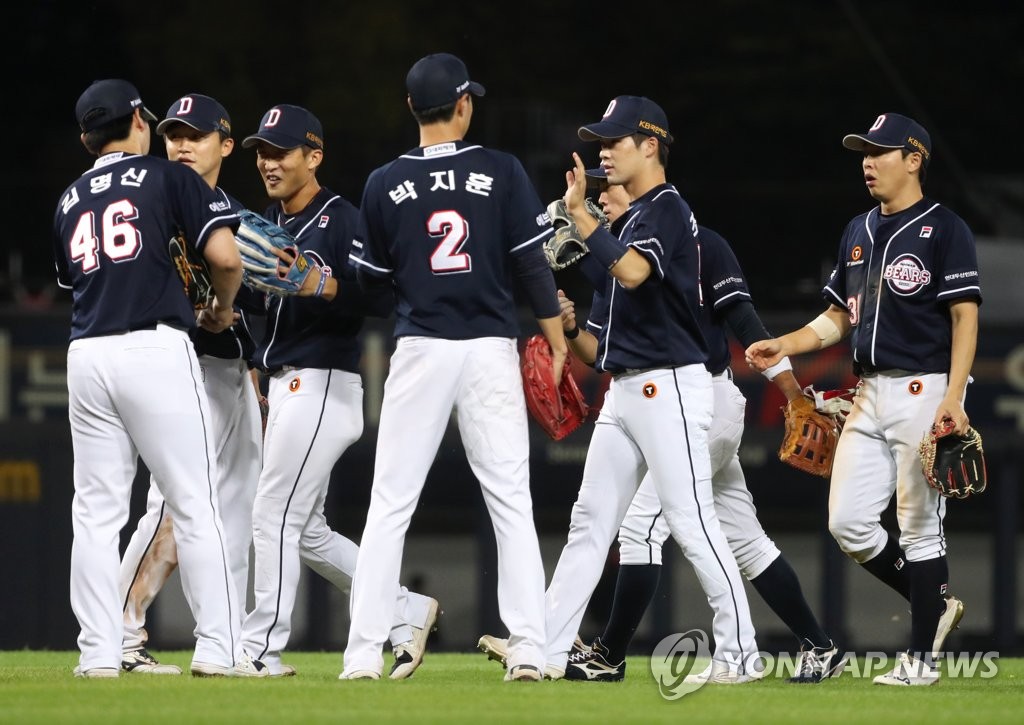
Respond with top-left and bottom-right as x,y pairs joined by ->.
81,114 -> 134,155
901,148 -> 927,186
412,99 -> 459,126
631,133 -> 669,169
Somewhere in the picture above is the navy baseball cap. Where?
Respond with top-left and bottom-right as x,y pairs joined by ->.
75,79 -> 158,132
578,96 -> 673,145
242,105 -> 324,150
406,53 -> 486,112
585,167 -> 608,189
157,94 -> 232,137
842,113 -> 931,166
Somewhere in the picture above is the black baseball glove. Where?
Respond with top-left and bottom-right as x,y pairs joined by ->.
919,420 -> 987,499
169,232 -> 214,309
543,199 -> 609,271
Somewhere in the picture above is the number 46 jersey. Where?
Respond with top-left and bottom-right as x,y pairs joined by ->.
349,140 -> 553,340
52,152 -> 236,340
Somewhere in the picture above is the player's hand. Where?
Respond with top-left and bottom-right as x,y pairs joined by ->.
934,397 -> 969,435
198,297 -> 235,333
563,152 -> 588,219
297,264 -> 324,297
745,339 -> 783,372
558,289 -> 576,331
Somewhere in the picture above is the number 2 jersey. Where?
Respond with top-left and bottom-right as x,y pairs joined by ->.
823,197 -> 982,373
349,140 -> 555,339
52,152 -> 238,340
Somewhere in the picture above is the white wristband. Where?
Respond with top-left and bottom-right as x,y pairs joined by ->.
761,356 -> 793,381
807,314 -> 841,347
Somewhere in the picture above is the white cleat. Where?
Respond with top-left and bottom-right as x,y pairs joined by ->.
390,597 -> 441,680
873,652 -> 940,686
932,595 -> 965,659
121,647 -> 182,675
504,664 -> 542,682
684,660 -> 763,685
339,669 -> 381,680
477,634 -> 509,668
73,666 -> 120,679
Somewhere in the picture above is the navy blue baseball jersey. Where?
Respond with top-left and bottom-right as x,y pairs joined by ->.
823,197 -> 982,374
349,141 -> 553,339
53,152 -> 237,340
585,184 -> 707,374
252,188 -> 388,373
586,224 -> 746,376
191,186 -> 258,362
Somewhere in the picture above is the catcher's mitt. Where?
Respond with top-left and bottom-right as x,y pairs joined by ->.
543,199 -> 609,271
521,334 -> 589,440
169,233 -> 214,309
919,420 -> 987,499
235,210 -> 320,296
779,395 -> 839,478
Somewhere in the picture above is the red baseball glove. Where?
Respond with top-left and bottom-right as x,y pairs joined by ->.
521,334 -> 589,440
778,395 -> 840,478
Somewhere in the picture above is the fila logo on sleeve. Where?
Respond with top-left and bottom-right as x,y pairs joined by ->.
920,226 -> 933,238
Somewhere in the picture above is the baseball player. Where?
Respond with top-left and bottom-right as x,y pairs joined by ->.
746,113 -> 978,686
238,105 -> 439,679
117,94 -> 264,675
343,53 -> 567,683
537,96 -> 759,683
557,174 -> 840,683
54,79 -> 264,677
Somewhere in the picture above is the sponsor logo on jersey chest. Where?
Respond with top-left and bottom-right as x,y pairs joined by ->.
883,254 -> 931,295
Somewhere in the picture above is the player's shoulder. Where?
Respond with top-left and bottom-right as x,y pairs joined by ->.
697,225 -> 729,249
922,198 -> 972,231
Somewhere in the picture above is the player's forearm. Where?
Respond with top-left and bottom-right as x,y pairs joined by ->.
582,225 -> 651,289
771,370 -> 804,402
945,300 -> 978,400
537,316 -> 569,358
788,305 -> 851,355
565,325 -> 598,364
204,229 -> 243,308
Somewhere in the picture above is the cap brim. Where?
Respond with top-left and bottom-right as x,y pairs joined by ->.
156,118 -> 215,136
468,81 -> 486,97
141,106 -> 158,123
842,134 -> 903,152
578,121 -> 635,142
241,132 -> 301,150
584,167 -> 606,179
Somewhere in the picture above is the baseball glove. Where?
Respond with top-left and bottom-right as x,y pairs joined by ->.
521,334 -> 589,440
543,199 -> 609,271
235,210 -> 319,296
804,385 -> 857,431
778,395 -> 840,478
919,420 -> 987,499
169,232 -> 214,309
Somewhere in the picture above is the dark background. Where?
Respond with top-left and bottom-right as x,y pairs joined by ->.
11,0 -> 1024,310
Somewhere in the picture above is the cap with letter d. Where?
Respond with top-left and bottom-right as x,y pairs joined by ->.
406,52 -> 486,111
157,94 -> 232,137
242,105 -> 324,150
578,96 -> 673,145
75,79 -> 158,132
842,112 -> 931,166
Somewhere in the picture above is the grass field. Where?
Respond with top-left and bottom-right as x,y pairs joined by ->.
0,651 -> 1019,724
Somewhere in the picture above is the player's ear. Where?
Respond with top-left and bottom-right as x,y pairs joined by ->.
221,136 -> 235,158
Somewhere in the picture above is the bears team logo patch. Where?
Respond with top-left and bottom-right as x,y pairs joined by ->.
883,254 -> 932,296
289,377 -> 301,392
643,382 -> 657,398
908,380 -> 923,395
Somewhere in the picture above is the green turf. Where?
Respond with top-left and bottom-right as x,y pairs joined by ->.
0,651 -> 1019,724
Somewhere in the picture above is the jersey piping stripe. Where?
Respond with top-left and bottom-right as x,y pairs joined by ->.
509,226 -> 554,253
183,336 -> 238,660
670,368 -> 753,661
934,492 -> 947,556
121,500 -> 169,614
258,369 -> 332,660
349,254 -> 392,274
937,284 -> 981,299
865,203 -> 940,366
713,289 -> 751,309
643,510 -> 664,565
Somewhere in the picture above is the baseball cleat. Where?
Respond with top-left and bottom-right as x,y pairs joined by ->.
390,597 -> 440,679
544,665 -> 565,681
504,664 -> 542,682
873,651 -> 940,686
191,652 -> 269,678
787,639 -> 846,683
932,594 -> 964,658
563,637 -> 625,682
73,666 -> 120,678
477,634 -> 509,668
339,669 -> 381,680
684,660 -> 763,685
270,664 -> 297,677
121,647 -> 182,675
